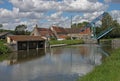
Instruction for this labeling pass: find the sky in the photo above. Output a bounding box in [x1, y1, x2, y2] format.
[0, 0, 120, 31]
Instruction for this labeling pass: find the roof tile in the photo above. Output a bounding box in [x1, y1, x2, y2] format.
[8, 35, 45, 41]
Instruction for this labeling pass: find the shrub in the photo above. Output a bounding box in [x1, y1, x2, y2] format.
[0, 40, 10, 54]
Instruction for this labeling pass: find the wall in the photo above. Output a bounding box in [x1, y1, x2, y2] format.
[112, 39, 120, 49]
[31, 28, 40, 36]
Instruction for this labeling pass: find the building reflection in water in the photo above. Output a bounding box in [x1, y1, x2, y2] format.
[0, 44, 104, 81]
[79, 46, 89, 57]
[7, 49, 45, 65]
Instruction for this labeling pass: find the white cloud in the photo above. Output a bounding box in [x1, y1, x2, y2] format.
[60, 0, 108, 12]
[0, 0, 118, 31]
[47, 11, 69, 27]
[83, 11, 104, 21]
[9, 0, 58, 12]
[0, 8, 44, 22]
[110, 10, 120, 23]
[3, 20, 39, 31]
[0, 8, 19, 19]
[0, 7, 45, 30]
[70, 11, 104, 24]
[9, 0, 108, 13]
[50, 11, 63, 19]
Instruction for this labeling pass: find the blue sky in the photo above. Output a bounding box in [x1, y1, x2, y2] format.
[0, 0, 120, 30]
[108, 3, 120, 11]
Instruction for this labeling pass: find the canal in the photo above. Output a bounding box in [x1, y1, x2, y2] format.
[0, 44, 114, 81]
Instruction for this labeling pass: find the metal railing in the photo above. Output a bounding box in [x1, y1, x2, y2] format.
[96, 27, 113, 39]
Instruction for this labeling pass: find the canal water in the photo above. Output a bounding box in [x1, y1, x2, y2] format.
[0, 44, 110, 81]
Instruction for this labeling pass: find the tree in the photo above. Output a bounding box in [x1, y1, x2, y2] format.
[0, 24, 3, 28]
[96, 12, 120, 38]
[71, 22, 89, 28]
[101, 12, 113, 28]
[0, 24, 3, 32]
[71, 23, 77, 28]
[14, 24, 27, 35]
[77, 22, 88, 27]
[108, 20, 120, 38]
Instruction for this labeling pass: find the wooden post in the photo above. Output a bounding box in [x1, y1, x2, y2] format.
[36, 41, 39, 50]
[44, 40, 46, 53]
[16, 41, 18, 51]
[27, 41, 29, 52]
[97, 39, 100, 44]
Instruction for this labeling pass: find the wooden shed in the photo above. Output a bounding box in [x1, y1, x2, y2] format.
[7, 35, 46, 51]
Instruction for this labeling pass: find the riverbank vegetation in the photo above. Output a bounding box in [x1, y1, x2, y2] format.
[0, 40, 10, 55]
[0, 40, 9, 54]
[50, 39, 84, 45]
[0, 53, 9, 61]
[0, 40, 10, 61]
[78, 48, 120, 81]
[96, 12, 120, 39]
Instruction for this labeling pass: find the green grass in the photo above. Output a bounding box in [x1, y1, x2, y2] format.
[77, 48, 120, 81]
[0, 54, 9, 61]
[50, 39, 84, 45]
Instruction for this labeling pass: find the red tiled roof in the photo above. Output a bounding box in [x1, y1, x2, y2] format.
[58, 35, 67, 39]
[36, 28, 53, 36]
[80, 28, 91, 34]
[65, 27, 91, 34]
[65, 28, 81, 34]
[37, 28, 48, 31]
[52, 26, 67, 34]
[8, 35, 45, 41]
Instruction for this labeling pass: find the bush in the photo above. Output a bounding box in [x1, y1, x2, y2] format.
[66, 36, 71, 40]
[0, 40, 10, 54]
[50, 37, 56, 40]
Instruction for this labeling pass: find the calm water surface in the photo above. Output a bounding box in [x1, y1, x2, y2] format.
[0, 44, 105, 81]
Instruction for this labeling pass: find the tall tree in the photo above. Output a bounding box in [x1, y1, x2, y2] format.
[14, 24, 27, 35]
[108, 20, 120, 38]
[96, 12, 120, 38]
[101, 12, 113, 28]
[71, 23, 77, 28]
[0, 24, 3, 28]
[0, 24, 3, 32]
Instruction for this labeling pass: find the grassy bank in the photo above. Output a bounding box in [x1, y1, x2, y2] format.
[0, 40, 9, 54]
[50, 39, 84, 45]
[0, 40, 10, 61]
[0, 54, 9, 61]
[78, 48, 120, 81]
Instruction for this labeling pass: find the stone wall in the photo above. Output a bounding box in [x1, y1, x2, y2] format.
[112, 39, 120, 49]
[68, 34, 91, 40]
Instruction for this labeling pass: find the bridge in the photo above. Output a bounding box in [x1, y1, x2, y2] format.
[80, 12, 114, 40]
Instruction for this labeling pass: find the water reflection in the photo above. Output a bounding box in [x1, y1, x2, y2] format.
[0, 44, 103, 81]
[7, 49, 45, 65]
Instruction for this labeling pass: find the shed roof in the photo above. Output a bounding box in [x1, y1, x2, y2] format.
[8, 35, 45, 41]
[0, 32, 9, 37]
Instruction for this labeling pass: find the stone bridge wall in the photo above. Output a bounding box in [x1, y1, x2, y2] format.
[112, 39, 120, 49]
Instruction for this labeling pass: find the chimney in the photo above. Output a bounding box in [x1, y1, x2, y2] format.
[35, 24, 38, 28]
